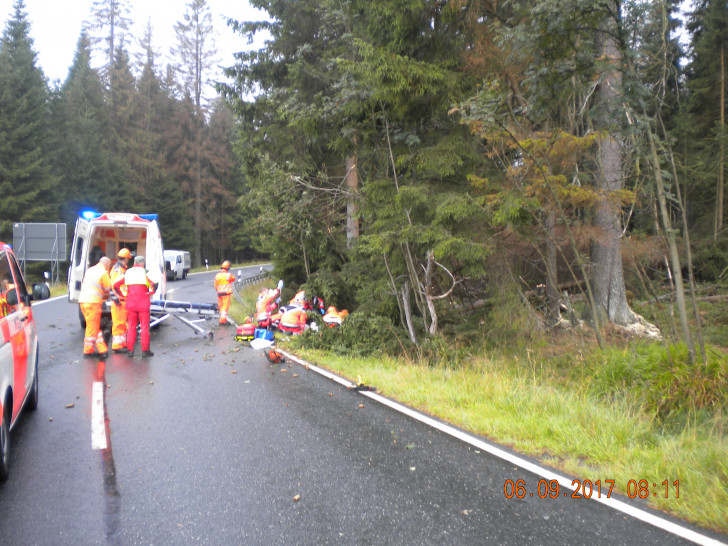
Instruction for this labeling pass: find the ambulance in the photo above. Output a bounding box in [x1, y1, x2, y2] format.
[1, 242, 50, 480]
[67, 212, 167, 327]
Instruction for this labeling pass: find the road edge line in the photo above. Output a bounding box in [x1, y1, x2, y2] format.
[276, 348, 726, 546]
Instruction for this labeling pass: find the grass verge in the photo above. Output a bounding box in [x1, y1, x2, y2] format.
[231, 284, 728, 533]
[49, 284, 67, 298]
[232, 281, 728, 534]
[289, 348, 727, 534]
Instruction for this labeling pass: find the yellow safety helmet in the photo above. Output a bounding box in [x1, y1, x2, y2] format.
[221, 260, 231, 270]
[118, 248, 132, 259]
[326, 306, 337, 315]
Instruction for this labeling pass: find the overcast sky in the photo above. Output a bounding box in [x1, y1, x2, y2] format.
[0, 0, 268, 85]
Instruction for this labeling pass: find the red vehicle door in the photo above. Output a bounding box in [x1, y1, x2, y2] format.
[0, 247, 34, 423]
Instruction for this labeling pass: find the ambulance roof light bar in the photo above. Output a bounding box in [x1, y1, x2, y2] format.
[80, 211, 157, 222]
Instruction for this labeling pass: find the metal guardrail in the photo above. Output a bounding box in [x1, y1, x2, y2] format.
[232, 270, 269, 304]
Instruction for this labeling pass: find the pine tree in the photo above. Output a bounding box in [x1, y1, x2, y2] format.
[87, 0, 132, 92]
[201, 99, 236, 263]
[223, 0, 489, 338]
[0, 0, 58, 240]
[159, 89, 198, 252]
[53, 30, 113, 225]
[135, 21, 193, 250]
[683, 0, 728, 239]
[173, 0, 218, 266]
[104, 43, 137, 211]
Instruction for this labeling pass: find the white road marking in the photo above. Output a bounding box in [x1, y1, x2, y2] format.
[278, 349, 726, 546]
[91, 381, 107, 450]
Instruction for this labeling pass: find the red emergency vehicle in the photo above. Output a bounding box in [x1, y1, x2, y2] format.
[0, 242, 50, 480]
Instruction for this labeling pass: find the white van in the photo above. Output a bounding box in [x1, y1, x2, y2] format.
[164, 250, 191, 281]
[68, 212, 167, 325]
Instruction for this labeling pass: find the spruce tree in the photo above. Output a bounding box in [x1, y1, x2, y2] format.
[0, 0, 58, 240]
[136, 24, 193, 250]
[173, 0, 218, 267]
[683, 0, 728, 239]
[53, 31, 112, 225]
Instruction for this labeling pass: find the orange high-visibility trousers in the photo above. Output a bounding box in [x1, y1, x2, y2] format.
[218, 294, 231, 324]
[81, 303, 108, 355]
[111, 302, 128, 350]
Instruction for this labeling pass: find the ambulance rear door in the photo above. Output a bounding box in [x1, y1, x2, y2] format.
[67, 216, 90, 303]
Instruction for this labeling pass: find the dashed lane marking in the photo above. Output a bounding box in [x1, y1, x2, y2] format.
[91, 381, 107, 450]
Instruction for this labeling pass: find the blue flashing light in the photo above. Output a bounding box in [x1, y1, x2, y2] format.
[139, 214, 158, 221]
[81, 210, 101, 220]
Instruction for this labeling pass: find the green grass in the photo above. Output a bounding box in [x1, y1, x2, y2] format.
[635, 293, 728, 349]
[291, 348, 727, 533]
[49, 284, 67, 298]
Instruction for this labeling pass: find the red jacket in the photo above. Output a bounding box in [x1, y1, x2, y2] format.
[124, 265, 155, 312]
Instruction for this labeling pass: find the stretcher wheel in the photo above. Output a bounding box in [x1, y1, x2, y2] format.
[207, 332, 214, 340]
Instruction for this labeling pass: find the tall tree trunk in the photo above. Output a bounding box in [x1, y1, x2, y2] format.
[194, 142, 202, 267]
[345, 140, 359, 248]
[590, 3, 635, 326]
[545, 211, 561, 323]
[401, 281, 417, 344]
[658, 114, 707, 364]
[424, 251, 438, 334]
[716, 41, 725, 240]
[646, 124, 695, 363]
[174, 0, 215, 267]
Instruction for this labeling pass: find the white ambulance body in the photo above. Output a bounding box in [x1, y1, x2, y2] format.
[68, 212, 167, 308]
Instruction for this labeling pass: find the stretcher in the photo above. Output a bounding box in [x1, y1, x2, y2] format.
[149, 299, 220, 339]
[144, 270, 267, 339]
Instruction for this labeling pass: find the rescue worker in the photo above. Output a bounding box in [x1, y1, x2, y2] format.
[79, 256, 112, 358]
[310, 295, 325, 315]
[214, 260, 235, 325]
[125, 256, 156, 357]
[289, 290, 308, 308]
[255, 280, 283, 327]
[110, 248, 132, 353]
[278, 307, 307, 335]
[0, 277, 14, 317]
[323, 306, 342, 328]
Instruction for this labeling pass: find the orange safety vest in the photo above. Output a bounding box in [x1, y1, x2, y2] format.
[323, 308, 342, 327]
[280, 308, 307, 329]
[79, 263, 111, 304]
[110, 261, 128, 302]
[255, 288, 279, 314]
[290, 290, 307, 306]
[214, 271, 235, 295]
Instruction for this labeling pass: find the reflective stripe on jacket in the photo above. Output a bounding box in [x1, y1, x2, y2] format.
[79, 263, 111, 304]
[214, 271, 235, 295]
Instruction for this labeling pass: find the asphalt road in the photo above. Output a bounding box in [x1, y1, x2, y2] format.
[0, 267, 725, 545]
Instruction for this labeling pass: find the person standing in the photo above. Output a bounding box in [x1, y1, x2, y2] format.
[79, 256, 112, 358]
[110, 248, 131, 353]
[214, 260, 235, 325]
[125, 255, 156, 357]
